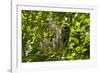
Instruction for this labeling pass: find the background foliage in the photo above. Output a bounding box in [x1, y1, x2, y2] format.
[22, 10, 90, 62]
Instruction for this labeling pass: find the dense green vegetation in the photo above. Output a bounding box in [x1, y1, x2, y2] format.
[22, 10, 90, 62]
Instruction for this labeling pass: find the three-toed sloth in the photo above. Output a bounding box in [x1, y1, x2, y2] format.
[53, 24, 70, 53]
[42, 23, 70, 56]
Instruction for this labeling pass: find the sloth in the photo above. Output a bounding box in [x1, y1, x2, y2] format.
[42, 23, 70, 58]
[54, 24, 70, 55]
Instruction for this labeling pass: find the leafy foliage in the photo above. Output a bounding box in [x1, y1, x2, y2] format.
[22, 10, 90, 62]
